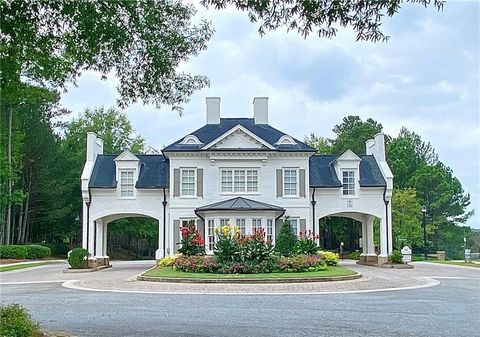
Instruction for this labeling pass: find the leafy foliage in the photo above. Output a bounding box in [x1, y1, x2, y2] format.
[201, 0, 444, 42]
[294, 230, 319, 255]
[318, 251, 339, 266]
[158, 254, 181, 267]
[277, 254, 326, 273]
[1, 0, 213, 111]
[388, 250, 403, 264]
[274, 217, 298, 257]
[68, 248, 89, 269]
[0, 245, 28, 259]
[24, 245, 51, 259]
[392, 188, 423, 248]
[0, 304, 39, 337]
[177, 224, 205, 256]
[330, 116, 383, 155]
[39, 243, 69, 257]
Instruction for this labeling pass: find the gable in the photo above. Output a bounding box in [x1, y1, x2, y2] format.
[114, 150, 140, 162]
[335, 149, 361, 162]
[203, 125, 274, 150]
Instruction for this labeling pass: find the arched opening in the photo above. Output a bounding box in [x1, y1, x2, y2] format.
[107, 217, 158, 260]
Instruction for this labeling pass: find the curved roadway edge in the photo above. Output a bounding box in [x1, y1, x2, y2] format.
[136, 272, 363, 284]
[60, 276, 440, 295]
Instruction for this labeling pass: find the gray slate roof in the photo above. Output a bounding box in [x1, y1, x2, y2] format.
[89, 153, 385, 190]
[89, 154, 169, 189]
[195, 197, 285, 212]
[163, 118, 315, 152]
[309, 155, 386, 188]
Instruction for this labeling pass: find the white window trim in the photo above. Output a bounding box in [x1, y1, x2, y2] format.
[219, 168, 260, 195]
[289, 217, 300, 236]
[282, 168, 299, 197]
[180, 168, 197, 198]
[341, 169, 358, 199]
[118, 169, 136, 199]
[206, 219, 215, 252]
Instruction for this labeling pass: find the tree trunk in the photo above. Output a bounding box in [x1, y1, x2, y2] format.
[5, 104, 12, 245]
[17, 201, 24, 244]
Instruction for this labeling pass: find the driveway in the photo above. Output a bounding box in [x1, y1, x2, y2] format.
[0, 261, 479, 337]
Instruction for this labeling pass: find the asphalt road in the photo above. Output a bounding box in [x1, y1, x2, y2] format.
[1, 275, 479, 337]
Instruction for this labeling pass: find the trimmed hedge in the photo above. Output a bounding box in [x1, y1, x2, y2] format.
[0, 304, 39, 337]
[39, 243, 69, 256]
[25, 245, 51, 259]
[68, 248, 89, 269]
[0, 246, 28, 259]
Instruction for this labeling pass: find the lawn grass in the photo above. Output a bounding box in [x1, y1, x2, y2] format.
[424, 260, 480, 268]
[0, 261, 56, 272]
[143, 266, 357, 279]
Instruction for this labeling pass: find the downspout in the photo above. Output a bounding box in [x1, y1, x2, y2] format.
[85, 188, 91, 254]
[162, 188, 167, 258]
[383, 186, 390, 256]
[311, 187, 316, 237]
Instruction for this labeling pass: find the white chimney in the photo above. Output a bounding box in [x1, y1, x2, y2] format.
[86, 132, 103, 162]
[206, 97, 220, 124]
[366, 133, 386, 162]
[253, 97, 268, 124]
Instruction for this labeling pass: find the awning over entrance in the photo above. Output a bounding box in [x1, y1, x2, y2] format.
[195, 197, 285, 219]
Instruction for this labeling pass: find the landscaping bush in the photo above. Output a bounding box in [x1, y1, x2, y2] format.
[274, 217, 298, 257]
[177, 224, 205, 256]
[157, 254, 181, 267]
[236, 228, 273, 264]
[68, 248, 89, 269]
[0, 245, 28, 259]
[174, 255, 219, 273]
[318, 250, 339, 266]
[24, 245, 51, 259]
[294, 231, 319, 255]
[213, 224, 239, 264]
[349, 251, 361, 260]
[389, 250, 403, 264]
[277, 254, 326, 272]
[0, 304, 39, 337]
[40, 243, 69, 256]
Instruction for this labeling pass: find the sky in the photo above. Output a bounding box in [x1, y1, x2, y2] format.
[60, 1, 479, 228]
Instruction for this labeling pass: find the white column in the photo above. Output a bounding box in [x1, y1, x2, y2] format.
[88, 219, 95, 256]
[360, 219, 367, 256]
[387, 202, 393, 254]
[155, 217, 164, 259]
[103, 222, 108, 256]
[366, 216, 375, 255]
[82, 203, 88, 249]
[95, 219, 103, 258]
[379, 216, 388, 258]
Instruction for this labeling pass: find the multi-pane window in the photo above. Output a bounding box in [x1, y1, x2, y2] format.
[236, 218, 246, 235]
[120, 171, 134, 197]
[246, 170, 258, 192]
[290, 219, 298, 235]
[181, 169, 196, 196]
[342, 170, 355, 195]
[220, 218, 230, 227]
[252, 218, 262, 234]
[283, 169, 298, 196]
[221, 169, 258, 193]
[266, 219, 273, 242]
[207, 219, 215, 251]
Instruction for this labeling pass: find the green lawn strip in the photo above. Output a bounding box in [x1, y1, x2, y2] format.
[424, 260, 480, 268]
[143, 266, 356, 279]
[0, 261, 57, 272]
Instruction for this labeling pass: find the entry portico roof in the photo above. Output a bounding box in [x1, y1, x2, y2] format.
[195, 197, 285, 214]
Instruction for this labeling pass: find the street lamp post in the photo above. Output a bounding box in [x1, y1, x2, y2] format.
[421, 205, 427, 260]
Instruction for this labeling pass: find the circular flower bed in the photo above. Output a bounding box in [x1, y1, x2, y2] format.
[160, 219, 340, 275]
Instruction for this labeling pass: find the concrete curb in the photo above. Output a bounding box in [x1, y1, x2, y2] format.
[63, 265, 111, 273]
[137, 272, 362, 284]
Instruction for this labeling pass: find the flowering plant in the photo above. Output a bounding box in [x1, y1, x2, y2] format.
[294, 230, 319, 255]
[157, 254, 181, 267]
[318, 250, 339, 266]
[177, 224, 205, 256]
[213, 224, 240, 264]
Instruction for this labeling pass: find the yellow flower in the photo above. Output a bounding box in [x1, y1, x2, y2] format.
[234, 225, 240, 233]
[214, 227, 220, 234]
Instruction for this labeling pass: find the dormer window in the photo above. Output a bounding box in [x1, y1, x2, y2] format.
[342, 170, 355, 195]
[180, 135, 202, 145]
[275, 135, 297, 145]
[120, 170, 134, 197]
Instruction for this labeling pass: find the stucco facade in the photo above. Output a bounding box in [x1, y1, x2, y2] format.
[81, 97, 393, 265]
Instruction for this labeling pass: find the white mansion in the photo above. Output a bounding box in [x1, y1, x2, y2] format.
[81, 97, 393, 265]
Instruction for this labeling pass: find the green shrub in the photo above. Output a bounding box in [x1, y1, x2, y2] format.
[40, 243, 69, 256]
[157, 254, 181, 267]
[274, 217, 298, 257]
[68, 248, 89, 269]
[24, 245, 51, 259]
[349, 251, 361, 260]
[174, 255, 219, 273]
[389, 250, 403, 264]
[276, 254, 326, 272]
[236, 228, 273, 265]
[318, 250, 339, 266]
[0, 304, 39, 337]
[0, 245, 28, 259]
[294, 231, 319, 255]
[177, 224, 205, 256]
